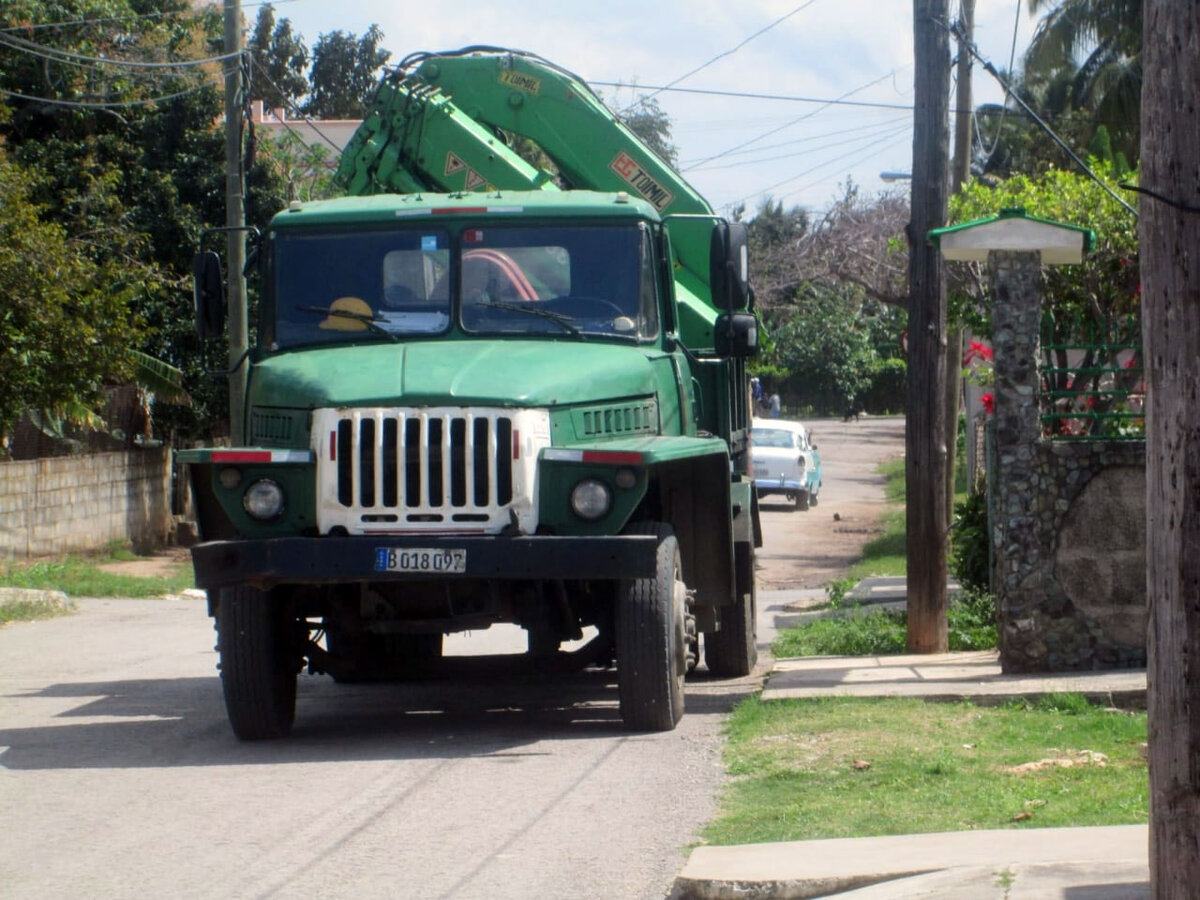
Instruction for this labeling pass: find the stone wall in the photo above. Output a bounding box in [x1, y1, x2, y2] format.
[988, 250, 1146, 672]
[0, 448, 173, 558]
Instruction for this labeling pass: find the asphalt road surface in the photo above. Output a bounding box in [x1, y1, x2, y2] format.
[0, 416, 904, 899]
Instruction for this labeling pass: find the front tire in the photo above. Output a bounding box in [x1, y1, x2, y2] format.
[216, 585, 297, 740]
[617, 523, 687, 731]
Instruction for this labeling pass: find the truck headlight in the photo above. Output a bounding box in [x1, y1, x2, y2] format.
[570, 479, 611, 521]
[243, 478, 285, 520]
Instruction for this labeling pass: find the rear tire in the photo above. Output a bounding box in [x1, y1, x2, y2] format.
[795, 488, 810, 511]
[217, 585, 297, 740]
[617, 523, 687, 731]
[704, 541, 758, 677]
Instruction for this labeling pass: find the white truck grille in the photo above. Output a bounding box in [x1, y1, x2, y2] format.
[313, 407, 549, 535]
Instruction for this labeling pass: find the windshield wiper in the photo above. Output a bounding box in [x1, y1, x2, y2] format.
[297, 305, 398, 342]
[475, 300, 584, 339]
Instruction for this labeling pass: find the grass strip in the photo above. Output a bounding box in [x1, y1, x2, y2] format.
[703, 694, 1148, 846]
[0, 549, 193, 600]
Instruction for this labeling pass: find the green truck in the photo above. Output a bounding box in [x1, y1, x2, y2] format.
[184, 49, 760, 739]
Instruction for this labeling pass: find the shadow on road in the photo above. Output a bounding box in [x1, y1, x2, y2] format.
[1, 657, 758, 771]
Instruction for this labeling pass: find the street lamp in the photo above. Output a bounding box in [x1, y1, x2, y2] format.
[879, 170, 913, 182]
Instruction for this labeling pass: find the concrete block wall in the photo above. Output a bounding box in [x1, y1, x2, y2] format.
[0, 448, 173, 558]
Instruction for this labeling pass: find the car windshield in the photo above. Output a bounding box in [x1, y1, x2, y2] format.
[268, 222, 660, 348]
[458, 223, 658, 340]
[754, 428, 798, 449]
[272, 228, 452, 347]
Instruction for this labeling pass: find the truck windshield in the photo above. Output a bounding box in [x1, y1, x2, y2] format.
[458, 223, 659, 341]
[272, 228, 452, 347]
[268, 222, 659, 348]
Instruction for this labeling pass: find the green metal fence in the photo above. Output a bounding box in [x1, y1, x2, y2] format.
[1038, 312, 1144, 441]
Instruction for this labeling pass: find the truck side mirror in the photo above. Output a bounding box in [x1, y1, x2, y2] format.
[714, 311, 758, 358]
[709, 220, 750, 311]
[192, 250, 226, 340]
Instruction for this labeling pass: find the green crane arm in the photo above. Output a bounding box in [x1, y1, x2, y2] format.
[335, 68, 558, 197]
[410, 49, 716, 283]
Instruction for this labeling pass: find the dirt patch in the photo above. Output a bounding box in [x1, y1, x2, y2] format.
[96, 547, 192, 579]
[754, 416, 905, 591]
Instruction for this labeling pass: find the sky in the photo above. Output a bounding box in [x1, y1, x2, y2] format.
[263, 0, 1038, 217]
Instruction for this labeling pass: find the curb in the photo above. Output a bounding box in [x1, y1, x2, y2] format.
[0, 587, 72, 616]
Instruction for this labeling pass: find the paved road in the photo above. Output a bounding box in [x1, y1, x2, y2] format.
[0, 595, 762, 900]
[0, 417, 904, 899]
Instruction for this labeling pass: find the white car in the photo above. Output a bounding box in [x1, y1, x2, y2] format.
[751, 418, 822, 511]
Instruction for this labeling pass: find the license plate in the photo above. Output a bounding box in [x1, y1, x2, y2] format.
[374, 548, 467, 573]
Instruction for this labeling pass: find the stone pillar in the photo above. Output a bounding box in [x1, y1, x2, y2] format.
[988, 250, 1044, 668]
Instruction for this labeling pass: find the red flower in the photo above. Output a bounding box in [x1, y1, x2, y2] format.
[964, 340, 994, 365]
[980, 393, 995, 415]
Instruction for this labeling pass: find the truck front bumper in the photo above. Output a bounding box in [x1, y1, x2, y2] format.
[190, 534, 659, 591]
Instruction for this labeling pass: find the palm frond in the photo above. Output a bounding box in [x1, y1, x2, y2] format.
[129, 350, 192, 406]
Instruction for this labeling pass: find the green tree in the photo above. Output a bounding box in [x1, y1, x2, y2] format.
[304, 26, 390, 119]
[618, 95, 678, 168]
[975, 0, 1141, 176]
[0, 150, 140, 449]
[248, 3, 309, 113]
[0, 1, 290, 441]
[950, 164, 1141, 436]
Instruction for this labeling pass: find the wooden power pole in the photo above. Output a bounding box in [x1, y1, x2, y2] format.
[1142, 2, 1200, 893]
[905, 0, 952, 652]
[944, 0, 973, 526]
[223, 0, 247, 444]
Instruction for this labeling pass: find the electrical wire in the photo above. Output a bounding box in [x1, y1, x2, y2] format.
[618, 0, 822, 116]
[682, 71, 897, 172]
[0, 81, 221, 109]
[957, 25, 1138, 218]
[0, 30, 240, 69]
[719, 122, 912, 210]
[248, 56, 344, 156]
[680, 113, 911, 165]
[773, 130, 913, 207]
[975, 0, 1022, 164]
[690, 116, 913, 171]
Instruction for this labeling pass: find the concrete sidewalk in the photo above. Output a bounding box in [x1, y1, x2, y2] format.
[671, 588, 1150, 899]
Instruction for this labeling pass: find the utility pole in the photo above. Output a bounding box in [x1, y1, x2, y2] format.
[905, 0, 951, 652]
[1142, 2, 1200, 893]
[223, 0, 247, 444]
[944, 0, 973, 523]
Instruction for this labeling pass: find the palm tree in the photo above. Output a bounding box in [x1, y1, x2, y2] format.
[1023, 0, 1142, 164]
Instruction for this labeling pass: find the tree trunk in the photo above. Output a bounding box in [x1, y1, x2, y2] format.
[1141, 2, 1200, 895]
[905, 0, 951, 652]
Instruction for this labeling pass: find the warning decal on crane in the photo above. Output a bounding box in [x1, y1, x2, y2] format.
[609, 151, 675, 212]
[445, 152, 487, 191]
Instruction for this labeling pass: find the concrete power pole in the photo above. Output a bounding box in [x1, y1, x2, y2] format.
[223, 0, 247, 444]
[1142, 2, 1200, 893]
[905, 0, 952, 652]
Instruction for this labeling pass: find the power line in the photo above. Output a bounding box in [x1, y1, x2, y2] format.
[690, 116, 912, 171]
[619, 0, 821, 115]
[957, 23, 1138, 218]
[720, 122, 912, 210]
[595, 80, 916, 113]
[0, 81, 221, 110]
[248, 56, 344, 156]
[682, 71, 897, 171]
[0, 30, 240, 69]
